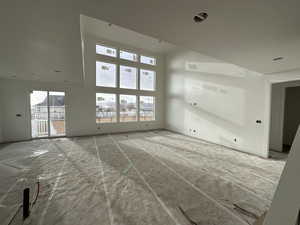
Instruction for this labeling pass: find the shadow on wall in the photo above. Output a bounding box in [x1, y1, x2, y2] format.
[166, 51, 267, 156]
[167, 91, 245, 148]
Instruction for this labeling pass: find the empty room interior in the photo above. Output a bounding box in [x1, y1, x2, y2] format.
[1, 1, 300, 225]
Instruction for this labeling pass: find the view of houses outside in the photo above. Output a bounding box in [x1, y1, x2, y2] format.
[140, 96, 155, 121]
[96, 93, 155, 123]
[96, 93, 117, 123]
[120, 95, 137, 122]
[30, 91, 65, 138]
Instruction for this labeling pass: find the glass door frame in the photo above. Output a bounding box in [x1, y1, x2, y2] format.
[29, 90, 66, 139]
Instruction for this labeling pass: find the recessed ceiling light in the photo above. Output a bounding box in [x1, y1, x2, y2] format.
[194, 12, 208, 23]
[273, 57, 284, 61]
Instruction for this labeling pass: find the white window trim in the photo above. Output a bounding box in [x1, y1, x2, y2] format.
[95, 43, 158, 124]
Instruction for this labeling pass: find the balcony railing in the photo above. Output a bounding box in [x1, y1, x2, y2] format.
[31, 106, 65, 120]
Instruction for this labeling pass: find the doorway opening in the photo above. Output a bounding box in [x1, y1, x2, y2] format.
[30, 90, 66, 138]
[269, 82, 300, 158]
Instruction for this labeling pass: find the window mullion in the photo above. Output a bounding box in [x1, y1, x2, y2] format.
[116, 94, 120, 123]
[137, 95, 140, 122]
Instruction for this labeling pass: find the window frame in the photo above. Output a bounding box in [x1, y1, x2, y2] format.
[139, 69, 156, 91]
[140, 55, 157, 66]
[95, 42, 158, 124]
[96, 61, 118, 88]
[119, 94, 138, 123]
[139, 95, 155, 121]
[119, 65, 138, 90]
[96, 93, 117, 124]
[96, 44, 117, 58]
[119, 49, 138, 62]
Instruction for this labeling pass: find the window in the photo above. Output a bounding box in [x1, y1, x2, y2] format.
[140, 69, 156, 91]
[96, 93, 117, 123]
[30, 91, 66, 138]
[95, 44, 157, 123]
[140, 55, 156, 66]
[120, 50, 138, 62]
[96, 44, 117, 57]
[96, 61, 117, 87]
[120, 65, 137, 89]
[120, 95, 137, 122]
[140, 96, 155, 121]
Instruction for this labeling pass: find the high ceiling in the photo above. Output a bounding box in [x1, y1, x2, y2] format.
[1, 0, 300, 83]
[81, 15, 176, 54]
[0, 1, 84, 83]
[82, 0, 300, 75]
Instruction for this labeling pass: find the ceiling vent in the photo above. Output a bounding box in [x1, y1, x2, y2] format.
[194, 12, 208, 23]
[273, 57, 284, 61]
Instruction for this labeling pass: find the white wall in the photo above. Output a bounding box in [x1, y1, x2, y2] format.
[269, 84, 286, 151]
[0, 36, 165, 142]
[269, 81, 300, 151]
[165, 49, 271, 157]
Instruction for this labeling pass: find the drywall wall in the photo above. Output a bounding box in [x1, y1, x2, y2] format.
[269, 81, 300, 152]
[165, 49, 271, 157]
[264, 125, 300, 225]
[283, 86, 300, 146]
[269, 85, 286, 151]
[0, 36, 165, 142]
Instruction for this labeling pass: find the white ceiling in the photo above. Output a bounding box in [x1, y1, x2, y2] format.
[1, 0, 300, 83]
[0, 1, 83, 83]
[81, 15, 176, 54]
[81, 0, 300, 75]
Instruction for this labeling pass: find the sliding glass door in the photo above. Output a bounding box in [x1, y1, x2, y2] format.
[30, 91, 65, 138]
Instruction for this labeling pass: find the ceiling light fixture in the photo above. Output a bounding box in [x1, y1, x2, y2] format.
[194, 12, 208, 23]
[273, 57, 284, 61]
